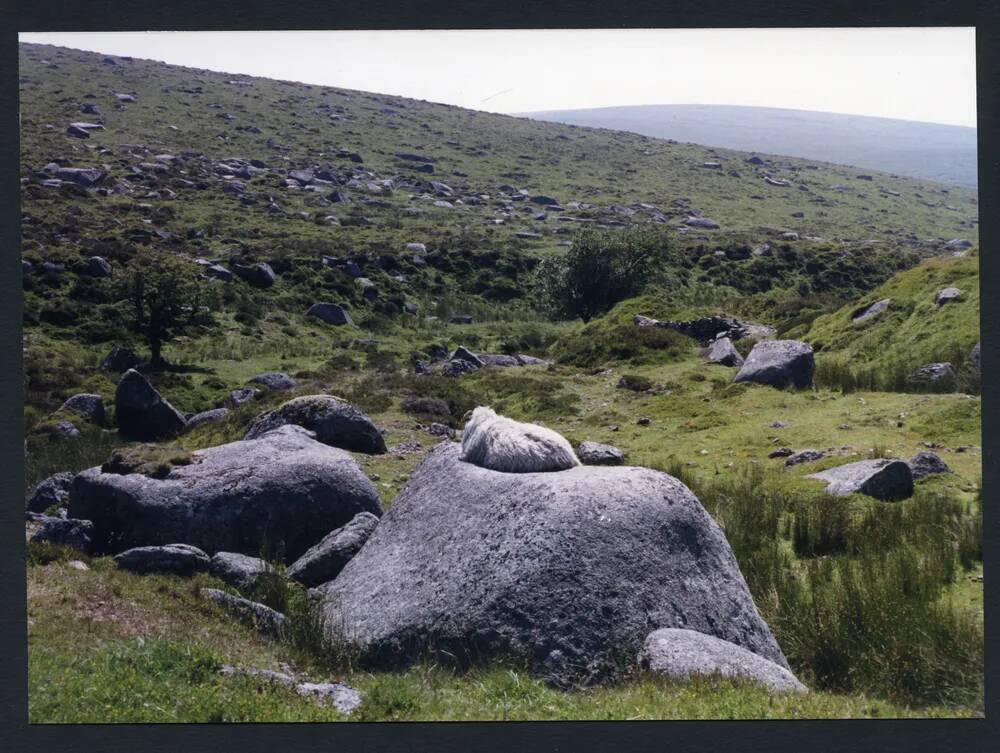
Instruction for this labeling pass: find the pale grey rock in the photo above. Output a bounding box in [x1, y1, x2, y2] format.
[807, 458, 914, 501]
[287, 511, 380, 587]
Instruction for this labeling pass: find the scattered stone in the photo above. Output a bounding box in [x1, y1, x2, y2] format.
[233, 262, 276, 288]
[229, 388, 260, 407]
[185, 407, 230, 430]
[807, 459, 914, 501]
[67, 560, 90, 571]
[81, 256, 112, 277]
[640, 628, 807, 694]
[935, 287, 962, 305]
[30, 517, 93, 553]
[249, 372, 297, 391]
[852, 298, 891, 324]
[450, 315, 474, 325]
[768, 447, 794, 458]
[705, 337, 744, 367]
[26, 471, 75, 512]
[785, 449, 825, 467]
[287, 511, 380, 587]
[295, 682, 363, 715]
[733, 340, 814, 389]
[684, 217, 720, 229]
[577, 441, 625, 466]
[200, 588, 286, 637]
[60, 393, 105, 425]
[319, 442, 790, 686]
[908, 362, 955, 387]
[908, 451, 952, 480]
[114, 543, 211, 575]
[115, 369, 187, 440]
[637, 416, 652, 426]
[69, 425, 382, 560]
[100, 346, 143, 372]
[307, 303, 354, 326]
[210, 552, 269, 590]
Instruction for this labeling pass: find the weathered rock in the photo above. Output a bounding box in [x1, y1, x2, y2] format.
[69, 425, 382, 560]
[705, 337, 744, 367]
[852, 298, 891, 324]
[908, 451, 952, 480]
[185, 407, 230, 430]
[639, 628, 807, 694]
[100, 346, 143, 372]
[441, 358, 481, 377]
[576, 441, 624, 466]
[114, 543, 211, 575]
[307, 303, 354, 326]
[60, 393, 105, 426]
[115, 369, 187, 440]
[30, 517, 93, 553]
[908, 362, 955, 387]
[81, 256, 112, 277]
[244, 395, 387, 454]
[734, 340, 814, 389]
[53, 167, 104, 186]
[26, 471, 75, 513]
[210, 551, 268, 589]
[200, 588, 286, 637]
[319, 442, 789, 685]
[768, 447, 794, 459]
[945, 239, 973, 249]
[295, 682, 363, 715]
[807, 459, 914, 501]
[450, 315, 474, 325]
[970, 342, 981, 370]
[233, 262, 276, 288]
[287, 511, 380, 587]
[785, 449, 824, 467]
[684, 217, 720, 229]
[935, 287, 962, 305]
[249, 372, 297, 391]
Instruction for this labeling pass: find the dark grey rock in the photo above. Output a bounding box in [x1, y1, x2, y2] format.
[734, 340, 814, 389]
[807, 458, 914, 501]
[639, 628, 807, 694]
[970, 342, 981, 370]
[908, 451, 952, 480]
[706, 337, 744, 367]
[935, 287, 962, 305]
[186, 407, 230, 430]
[114, 543, 210, 575]
[30, 517, 93, 553]
[200, 588, 286, 637]
[577, 441, 624, 466]
[26, 471, 75, 513]
[54, 167, 104, 187]
[909, 362, 956, 386]
[244, 395, 387, 454]
[852, 298, 891, 324]
[249, 372, 297, 391]
[451, 346, 485, 367]
[115, 369, 187, 440]
[767, 447, 794, 459]
[229, 388, 260, 407]
[81, 256, 112, 277]
[210, 551, 268, 589]
[450, 315, 474, 325]
[233, 263, 276, 288]
[307, 303, 354, 326]
[287, 511, 380, 587]
[684, 217, 720, 229]
[60, 393, 105, 425]
[442, 358, 481, 377]
[100, 346, 143, 372]
[69, 425, 382, 560]
[785, 449, 825, 467]
[318, 442, 788, 686]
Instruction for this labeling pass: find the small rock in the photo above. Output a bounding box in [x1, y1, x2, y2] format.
[577, 441, 625, 466]
[200, 588, 286, 637]
[785, 449, 824, 467]
[114, 544, 210, 575]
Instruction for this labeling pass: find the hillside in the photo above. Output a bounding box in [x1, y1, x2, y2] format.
[20, 42, 983, 722]
[520, 104, 979, 188]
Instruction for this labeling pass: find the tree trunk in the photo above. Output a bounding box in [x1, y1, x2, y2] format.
[149, 338, 164, 370]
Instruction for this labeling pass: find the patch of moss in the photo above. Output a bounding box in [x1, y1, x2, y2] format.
[102, 444, 197, 479]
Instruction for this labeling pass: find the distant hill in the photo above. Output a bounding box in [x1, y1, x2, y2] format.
[519, 105, 978, 188]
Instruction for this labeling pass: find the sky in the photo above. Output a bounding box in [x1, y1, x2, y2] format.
[20, 29, 977, 128]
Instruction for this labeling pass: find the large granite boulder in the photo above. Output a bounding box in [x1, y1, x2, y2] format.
[286, 511, 380, 587]
[639, 628, 807, 694]
[318, 442, 788, 686]
[243, 395, 387, 454]
[807, 458, 914, 501]
[68, 425, 382, 560]
[115, 369, 187, 440]
[733, 340, 814, 389]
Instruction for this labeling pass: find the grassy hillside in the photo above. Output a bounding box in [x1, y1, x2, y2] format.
[19, 41, 983, 721]
[521, 104, 979, 188]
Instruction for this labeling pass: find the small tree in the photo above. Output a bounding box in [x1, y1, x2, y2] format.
[532, 227, 673, 322]
[123, 248, 203, 367]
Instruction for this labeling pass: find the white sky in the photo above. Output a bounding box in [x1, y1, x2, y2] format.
[20, 29, 977, 127]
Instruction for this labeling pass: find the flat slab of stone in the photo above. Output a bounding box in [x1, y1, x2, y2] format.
[639, 628, 807, 694]
[114, 544, 210, 575]
[852, 298, 891, 324]
[287, 511, 380, 587]
[319, 442, 788, 686]
[807, 458, 914, 501]
[69, 425, 382, 561]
